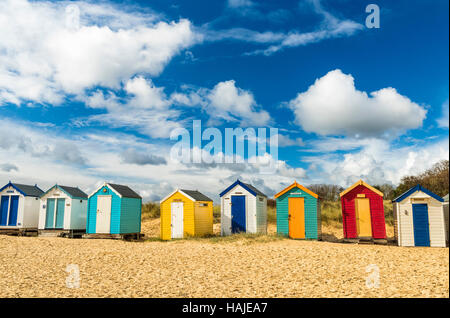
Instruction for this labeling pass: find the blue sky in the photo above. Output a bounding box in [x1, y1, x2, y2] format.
[0, 0, 448, 202]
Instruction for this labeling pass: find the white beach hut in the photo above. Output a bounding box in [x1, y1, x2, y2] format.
[0, 182, 43, 234]
[393, 185, 446, 247]
[219, 179, 267, 236]
[443, 194, 449, 246]
[38, 185, 88, 237]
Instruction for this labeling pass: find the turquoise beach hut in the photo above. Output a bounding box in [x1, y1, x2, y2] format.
[274, 181, 321, 240]
[86, 183, 142, 236]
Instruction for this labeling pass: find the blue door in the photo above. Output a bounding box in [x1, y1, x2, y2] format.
[413, 204, 430, 247]
[45, 199, 56, 229]
[0, 196, 10, 226]
[7, 196, 19, 226]
[231, 195, 246, 233]
[55, 199, 65, 229]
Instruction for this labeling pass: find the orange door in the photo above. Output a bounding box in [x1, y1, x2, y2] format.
[355, 198, 372, 238]
[288, 197, 305, 239]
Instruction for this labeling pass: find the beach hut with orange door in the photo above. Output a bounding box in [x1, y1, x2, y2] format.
[340, 180, 386, 242]
[275, 182, 321, 240]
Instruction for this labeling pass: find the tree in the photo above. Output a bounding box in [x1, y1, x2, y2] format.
[394, 160, 449, 198]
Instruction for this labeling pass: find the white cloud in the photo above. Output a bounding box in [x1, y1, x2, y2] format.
[303, 137, 449, 186]
[0, 0, 197, 106]
[288, 69, 427, 137]
[277, 134, 305, 147]
[243, 0, 363, 55]
[206, 80, 270, 126]
[227, 0, 254, 8]
[437, 100, 449, 129]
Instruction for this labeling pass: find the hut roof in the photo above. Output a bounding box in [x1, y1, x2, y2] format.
[219, 179, 267, 198]
[339, 180, 383, 198]
[392, 185, 444, 203]
[0, 182, 44, 197]
[274, 181, 318, 199]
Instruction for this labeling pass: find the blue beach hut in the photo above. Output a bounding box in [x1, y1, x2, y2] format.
[86, 183, 142, 236]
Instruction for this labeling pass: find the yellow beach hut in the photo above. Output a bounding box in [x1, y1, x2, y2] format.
[160, 189, 213, 240]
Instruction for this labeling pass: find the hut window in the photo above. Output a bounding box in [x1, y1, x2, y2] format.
[80, 200, 83, 203]
[234, 192, 243, 194]
[259, 197, 264, 202]
[199, 203, 208, 207]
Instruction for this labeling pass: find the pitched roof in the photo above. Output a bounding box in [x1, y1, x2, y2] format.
[180, 189, 213, 202]
[219, 179, 267, 197]
[107, 183, 142, 199]
[58, 186, 88, 199]
[0, 182, 44, 197]
[339, 180, 383, 197]
[160, 189, 213, 203]
[274, 182, 318, 199]
[41, 185, 88, 199]
[392, 185, 444, 203]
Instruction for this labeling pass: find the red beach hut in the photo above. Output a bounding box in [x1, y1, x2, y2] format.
[340, 180, 386, 241]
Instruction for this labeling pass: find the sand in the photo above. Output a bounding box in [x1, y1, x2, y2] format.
[0, 219, 448, 298]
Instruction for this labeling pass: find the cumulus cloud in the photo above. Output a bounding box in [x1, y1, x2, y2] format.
[120, 149, 167, 166]
[288, 69, 427, 137]
[437, 100, 449, 129]
[277, 134, 305, 147]
[0, 163, 19, 172]
[206, 80, 270, 126]
[0, 121, 87, 165]
[0, 0, 197, 106]
[302, 137, 449, 186]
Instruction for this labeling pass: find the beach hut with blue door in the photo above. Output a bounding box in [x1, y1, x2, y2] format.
[86, 183, 142, 236]
[393, 185, 446, 247]
[274, 181, 321, 240]
[38, 185, 88, 236]
[220, 179, 267, 235]
[0, 182, 43, 233]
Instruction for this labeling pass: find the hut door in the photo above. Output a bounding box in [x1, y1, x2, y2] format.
[96, 195, 112, 234]
[231, 196, 246, 233]
[0, 196, 10, 226]
[171, 202, 183, 238]
[55, 199, 65, 229]
[355, 198, 372, 238]
[288, 197, 305, 239]
[412, 204, 430, 246]
[7, 196, 19, 226]
[45, 198, 56, 229]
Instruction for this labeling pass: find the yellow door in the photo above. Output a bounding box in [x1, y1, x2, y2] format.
[288, 197, 305, 239]
[355, 198, 372, 237]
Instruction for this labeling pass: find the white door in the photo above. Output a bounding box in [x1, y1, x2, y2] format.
[96, 195, 112, 234]
[171, 202, 183, 239]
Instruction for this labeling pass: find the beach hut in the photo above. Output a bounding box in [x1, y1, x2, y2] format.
[86, 183, 142, 238]
[392, 185, 446, 247]
[0, 182, 43, 234]
[220, 179, 267, 235]
[340, 180, 386, 241]
[274, 182, 321, 240]
[444, 194, 449, 246]
[160, 189, 213, 240]
[38, 185, 88, 237]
